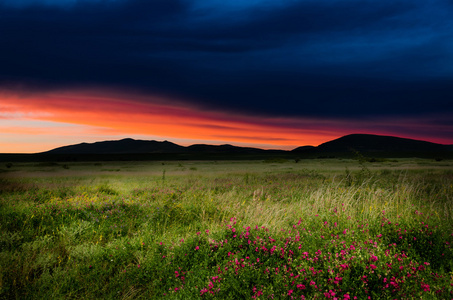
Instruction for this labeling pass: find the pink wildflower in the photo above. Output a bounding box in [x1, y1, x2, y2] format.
[421, 283, 430, 291]
[296, 284, 306, 290]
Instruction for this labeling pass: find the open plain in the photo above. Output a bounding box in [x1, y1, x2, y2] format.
[1, 158, 452, 299]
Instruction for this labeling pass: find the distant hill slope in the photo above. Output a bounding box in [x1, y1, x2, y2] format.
[43, 138, 277, 155]
[314, 134, 451, 153]
[41, 134, 452, 157]
[187, 144, 268, 154]
[44, 138, 185, 154]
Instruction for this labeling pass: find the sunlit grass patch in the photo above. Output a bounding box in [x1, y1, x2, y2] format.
[1, 159, 452, 298]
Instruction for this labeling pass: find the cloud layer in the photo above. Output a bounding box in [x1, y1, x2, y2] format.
[1, 0, 452, 151]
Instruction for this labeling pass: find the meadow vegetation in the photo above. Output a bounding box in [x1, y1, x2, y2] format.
[1, 159, 452, 299]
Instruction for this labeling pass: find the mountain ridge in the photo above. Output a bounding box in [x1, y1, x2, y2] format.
[292, 134, 452, 153]
[42, 134, 452, 155]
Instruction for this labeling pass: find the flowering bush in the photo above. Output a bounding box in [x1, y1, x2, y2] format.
[143, 215, 452, 298]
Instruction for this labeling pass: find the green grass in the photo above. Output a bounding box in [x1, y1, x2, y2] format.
[1, 159, 452, 299]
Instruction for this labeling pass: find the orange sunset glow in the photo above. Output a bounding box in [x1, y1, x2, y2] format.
[0, 89, 333, 153]
[1, 88, 450, 154]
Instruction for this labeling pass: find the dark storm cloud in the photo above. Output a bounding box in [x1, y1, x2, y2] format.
[1, 0, 452, 118]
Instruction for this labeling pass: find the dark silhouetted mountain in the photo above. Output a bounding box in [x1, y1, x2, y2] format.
[45, 138, 185, 154]
[39, 134, 452, 158]
[42, 139, 276, 155]
[314, 134, 450, 153]
[186, 144, 281, 154]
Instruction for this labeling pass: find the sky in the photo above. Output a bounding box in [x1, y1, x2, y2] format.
[1, 0, 452, 153]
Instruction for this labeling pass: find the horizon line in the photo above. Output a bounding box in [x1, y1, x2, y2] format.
[2, 133, 452, 155]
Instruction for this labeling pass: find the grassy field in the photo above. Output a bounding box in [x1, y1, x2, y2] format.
[1, 158, 452, 299]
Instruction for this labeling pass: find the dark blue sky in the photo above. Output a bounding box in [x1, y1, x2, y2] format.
[1, 0, 453, 149]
